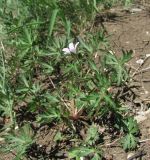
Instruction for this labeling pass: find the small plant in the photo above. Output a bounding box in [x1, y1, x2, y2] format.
[121, 117, 139, 151]
[104, 50, 132, 85]
[1, 124, 34, 160]
[85, 123, 100, 146]
[68, 146, 102, 160]
[0, 49, 14, 126]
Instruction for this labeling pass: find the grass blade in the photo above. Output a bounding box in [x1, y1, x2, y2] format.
[47, 9, 59, 45]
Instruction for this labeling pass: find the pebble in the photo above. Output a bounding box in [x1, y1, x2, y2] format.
[136, 59, 144, 65]
[131, 8, 142, 13]
[127, 152, 135, 159]
[146, 54, 150, 58]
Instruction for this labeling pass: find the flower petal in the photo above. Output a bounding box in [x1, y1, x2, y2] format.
[69, 42, 74, 49]
[69, 42, 76, 53]
[62, 48, 71, 54]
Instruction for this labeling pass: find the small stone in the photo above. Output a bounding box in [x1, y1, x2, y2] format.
[145, 90, 149, 94]
[131, 8, 142, 13]
[39, 144, 42, 147]
[136, 59, 144, 65]
[127, 152, 135, 159]
[146, 54, 150, 58]
[0, 137, 5, 142]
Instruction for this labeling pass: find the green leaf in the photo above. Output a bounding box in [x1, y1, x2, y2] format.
[47, 9, 59, 44]
[68, 147, 94, 159]
[64, 19, 71, 39]
[121, 50, 133, 64]
[92, 153, 102, 160]
[105, 51, 131, 85]
[121, 133, 138, 150]
[124, 117, 139, 134]
[77, 37, 92, 53]
[88, 60, 99, 72]
[45, 93, 59, 103]
[21, 75, 29, 88]
[24, 28, 32, 45]
[41, 62, 53, 74]
[93, 0, 98, 12]
[37, 107, 61, 124]
[54, 131, 63, 142]
[85, 124, 99, 145]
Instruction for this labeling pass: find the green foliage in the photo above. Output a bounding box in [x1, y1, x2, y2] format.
[37, 106, 61, 124]
[121, 133, 138, 151]
[104, 50, 132, 85]
[0, 50, 14, 125]
[2, 124, 34, 160]
[123, 0, 133, 7]
[47, 8, 59, 44]
[54, 131, 63, 142]
[68, 147, 102, 160]
[121, 117, 139, 150]
[85, 124, 99, 145]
